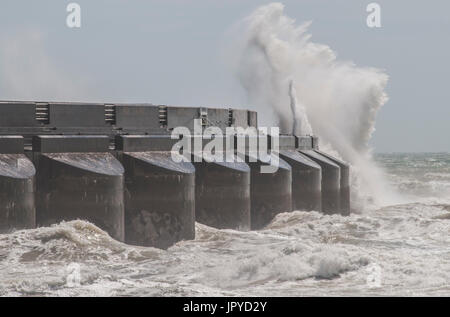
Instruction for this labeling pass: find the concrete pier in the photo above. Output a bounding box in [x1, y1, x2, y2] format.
[34, 136, 125, 241]
[117, 135, 195, 249]
[0, 100, 351, 240]
[0, 136, 35, 232]
[300, 150, 340, 214]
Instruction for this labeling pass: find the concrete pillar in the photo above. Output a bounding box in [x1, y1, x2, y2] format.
[116, 135, 195, 249]
[279, 150, 322, 212]
[34, 136, 125, 241]
[247, 152, 292, 230]
[0, 136, 35, 232]
[315, 151, 350, 215]
[188, 134, 249, 230]
[234, 134, 292, 230]
[276, 136, 322, 212]
[194, 159, 251, 230]
[300, 150, 340, 214]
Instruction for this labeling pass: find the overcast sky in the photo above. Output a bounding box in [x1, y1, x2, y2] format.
[0, 0, 448, 152]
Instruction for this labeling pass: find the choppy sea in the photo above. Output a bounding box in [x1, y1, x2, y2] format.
[1, 153, 449, 296]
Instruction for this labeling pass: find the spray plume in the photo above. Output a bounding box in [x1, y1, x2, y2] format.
[228, 3, 399, 208]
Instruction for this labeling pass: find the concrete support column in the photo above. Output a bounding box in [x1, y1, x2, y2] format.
[0, 136, 35, 232]
[34, 136, 125, 241]
[116, 135, 195, 249]
[315, 151, 350, 215]
[300, 150, 340, 214]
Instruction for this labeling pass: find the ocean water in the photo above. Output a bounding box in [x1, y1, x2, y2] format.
[0, 152, 449, 297]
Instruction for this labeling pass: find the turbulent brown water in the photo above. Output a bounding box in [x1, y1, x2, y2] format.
[0, 153, 449, 296]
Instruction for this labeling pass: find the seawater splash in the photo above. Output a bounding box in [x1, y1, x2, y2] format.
[228, 2, 398, 207]
[289, 79, 312, 136]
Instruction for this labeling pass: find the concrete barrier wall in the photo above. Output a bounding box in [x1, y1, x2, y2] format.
[0, 102, 259, 138]
[0, 102, 351, 247]
[0, 133, 350, 247]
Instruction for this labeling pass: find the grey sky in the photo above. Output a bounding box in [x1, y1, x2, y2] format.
[0, 0, 448, 152]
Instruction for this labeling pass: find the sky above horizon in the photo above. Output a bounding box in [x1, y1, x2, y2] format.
[0, 0, 448, 152]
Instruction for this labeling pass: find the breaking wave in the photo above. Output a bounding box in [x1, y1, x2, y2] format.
[227, 3, 397, 208]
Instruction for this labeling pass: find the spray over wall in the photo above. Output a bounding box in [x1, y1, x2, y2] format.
[229, 3, 397, 208]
